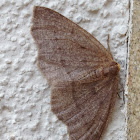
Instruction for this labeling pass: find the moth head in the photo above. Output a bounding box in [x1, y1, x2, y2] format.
[117, 63, 120, 71]
[111, 61, 120, 70]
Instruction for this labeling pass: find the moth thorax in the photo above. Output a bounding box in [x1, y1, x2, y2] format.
[103, 62, 120, 76]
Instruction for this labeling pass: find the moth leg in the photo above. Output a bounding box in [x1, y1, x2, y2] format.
[117, 74, 125, 104]
[117, 91, 121, 99]
[107, 34, 113, 59]
[118, 82, 125, 104]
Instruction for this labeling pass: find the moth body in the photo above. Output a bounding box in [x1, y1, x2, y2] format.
[103, 61, 120, 77]
[89, 61, 120, 80]
[31, 6, 120, 140]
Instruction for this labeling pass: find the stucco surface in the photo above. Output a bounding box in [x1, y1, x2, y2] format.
[0, 0, 129, 140]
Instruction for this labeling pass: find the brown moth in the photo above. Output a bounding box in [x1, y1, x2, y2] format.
[31, 6, 120, 140]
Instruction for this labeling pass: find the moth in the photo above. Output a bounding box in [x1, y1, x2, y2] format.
[31, 6, 120, 140]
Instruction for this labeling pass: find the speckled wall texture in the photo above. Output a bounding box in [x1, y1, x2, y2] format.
[0, 0, 129, 140]
[127, 0, 140, 140]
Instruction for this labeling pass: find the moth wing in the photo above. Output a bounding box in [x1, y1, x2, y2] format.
[31, 6, 113, 85]
[51, 76, 118, 140]
[31, 6, 118, 140]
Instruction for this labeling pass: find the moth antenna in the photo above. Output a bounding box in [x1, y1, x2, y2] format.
[107, 34, 113, 59]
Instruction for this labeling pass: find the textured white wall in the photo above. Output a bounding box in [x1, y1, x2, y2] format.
[0, 0, 129, 140]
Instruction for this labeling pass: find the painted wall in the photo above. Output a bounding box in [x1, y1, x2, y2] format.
[0, 0, 129, 140]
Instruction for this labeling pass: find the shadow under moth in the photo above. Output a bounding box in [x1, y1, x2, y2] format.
[31, 6, 120, 140]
